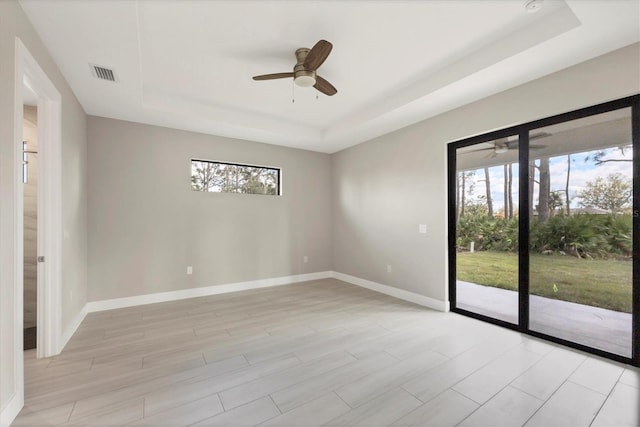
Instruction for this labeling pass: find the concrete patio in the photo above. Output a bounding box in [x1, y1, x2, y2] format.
[456, 280, 632, 358]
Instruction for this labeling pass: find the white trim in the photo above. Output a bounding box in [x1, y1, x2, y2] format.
[86, 271, 332, 313]
[0, 391, 22, 427]
[60, 305, 88, 350]
[83, 270, 448, 316]
[35, 91, 63, 358]
[9, 37, 26, 427]
[331, 271, 449, 312]
[8, 37, 64, 427]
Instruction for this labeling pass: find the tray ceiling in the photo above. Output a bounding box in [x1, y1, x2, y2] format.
[19, 0, 640, 153]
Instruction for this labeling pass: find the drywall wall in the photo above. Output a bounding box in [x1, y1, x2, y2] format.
[87, 117, 332, 301]
[332, 42, 640, 305]
[0, 1, 87, 419]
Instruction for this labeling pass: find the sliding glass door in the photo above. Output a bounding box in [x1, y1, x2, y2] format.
[448, 96, 639, 365]
[528, 108, 634, 358]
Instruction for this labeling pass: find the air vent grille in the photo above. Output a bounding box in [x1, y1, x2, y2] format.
[90, 64, 117, 82]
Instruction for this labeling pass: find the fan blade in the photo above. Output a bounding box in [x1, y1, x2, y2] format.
[504, 140, 546, 151]
[531, 131, 551, 140]
[304, 40, 332, 70]
[502, 132, 550, 148]
[313, 76, 337, 96]
[463, 147, 495, 153]
[252, 72, 294, 81]
[461, 145, 498, 154]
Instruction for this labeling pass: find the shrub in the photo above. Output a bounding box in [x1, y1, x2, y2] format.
[456, 214, 518, 252]
[458, 213, 632, 259]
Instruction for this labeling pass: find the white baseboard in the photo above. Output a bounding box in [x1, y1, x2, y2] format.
[331, 271, 449, 312]
[86, 271, 333, 313]
[0, 391, 22, 427]
[82, 268, 446, 319]
[59, 304, 88, 351]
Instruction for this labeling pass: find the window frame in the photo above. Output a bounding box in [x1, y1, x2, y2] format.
[190, 158, 282, 196]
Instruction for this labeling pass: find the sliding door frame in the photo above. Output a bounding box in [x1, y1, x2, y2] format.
[447, 94, 640, 366]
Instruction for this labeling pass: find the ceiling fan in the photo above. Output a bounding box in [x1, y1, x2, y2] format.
[469, 132, 550, 156]
[252, 40, 337, 96]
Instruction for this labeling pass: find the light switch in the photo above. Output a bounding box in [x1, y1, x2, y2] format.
[419, 224, 427, 234]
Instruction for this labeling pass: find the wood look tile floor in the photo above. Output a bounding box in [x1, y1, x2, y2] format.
[14, 279, 640, 426]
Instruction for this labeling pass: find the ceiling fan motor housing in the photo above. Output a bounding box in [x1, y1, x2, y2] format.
[294, 48, 316, 86]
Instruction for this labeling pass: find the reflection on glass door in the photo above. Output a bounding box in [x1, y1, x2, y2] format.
[528, 108, 633, 358]
[455, 135, 520, 324]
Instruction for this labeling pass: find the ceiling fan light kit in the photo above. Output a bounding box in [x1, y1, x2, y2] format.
[253, 40, 337, 96]
[494, 145, 509, 154]
[294, 72, 316, 87]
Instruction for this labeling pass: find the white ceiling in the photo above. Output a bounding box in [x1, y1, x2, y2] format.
[19, 0, 640, 153]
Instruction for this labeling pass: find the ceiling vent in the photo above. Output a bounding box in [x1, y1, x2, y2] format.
[90, 64, 117, 82]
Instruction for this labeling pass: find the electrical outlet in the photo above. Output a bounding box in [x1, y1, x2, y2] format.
[387, 265, 392, 273]
[187, 266, 193, 275]
[303, 255, 308, 263]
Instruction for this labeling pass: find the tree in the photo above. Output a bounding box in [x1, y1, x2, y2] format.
[483, 167, 493, 219]
[455, 173, 460, 223]
[549, 191, 564, 216]
[537, 158, 551, 223]
[565, 154, 571, 215]
[457, 170, 476, 219]
[586, 145, 632, 166]
[191, 162, 278, 194]
[508, 163, 514, 220]
[578, 173, 632, 214]
[528, 162, 536, 220]
[503, 164, 509, 220]
[191, 161, 222, 191]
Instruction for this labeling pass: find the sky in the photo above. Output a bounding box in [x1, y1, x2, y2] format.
[461, 146, 633, 213]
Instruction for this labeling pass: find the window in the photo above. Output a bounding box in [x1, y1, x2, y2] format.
[191, 159, 280, 195]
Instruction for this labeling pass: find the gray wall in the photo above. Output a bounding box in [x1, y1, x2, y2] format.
[332, 43, 640, 305]
[87, 117, 332, 301]
[0, 0, 87, 414]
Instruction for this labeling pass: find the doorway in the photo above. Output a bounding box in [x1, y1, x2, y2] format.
[14, 37, 64, 361]
[2, 36, 64, 426]
[22, 102, 38, 351]
[448, 95, 639, 366]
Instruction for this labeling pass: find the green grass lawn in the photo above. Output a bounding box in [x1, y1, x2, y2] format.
[456, 251, 633, 313]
